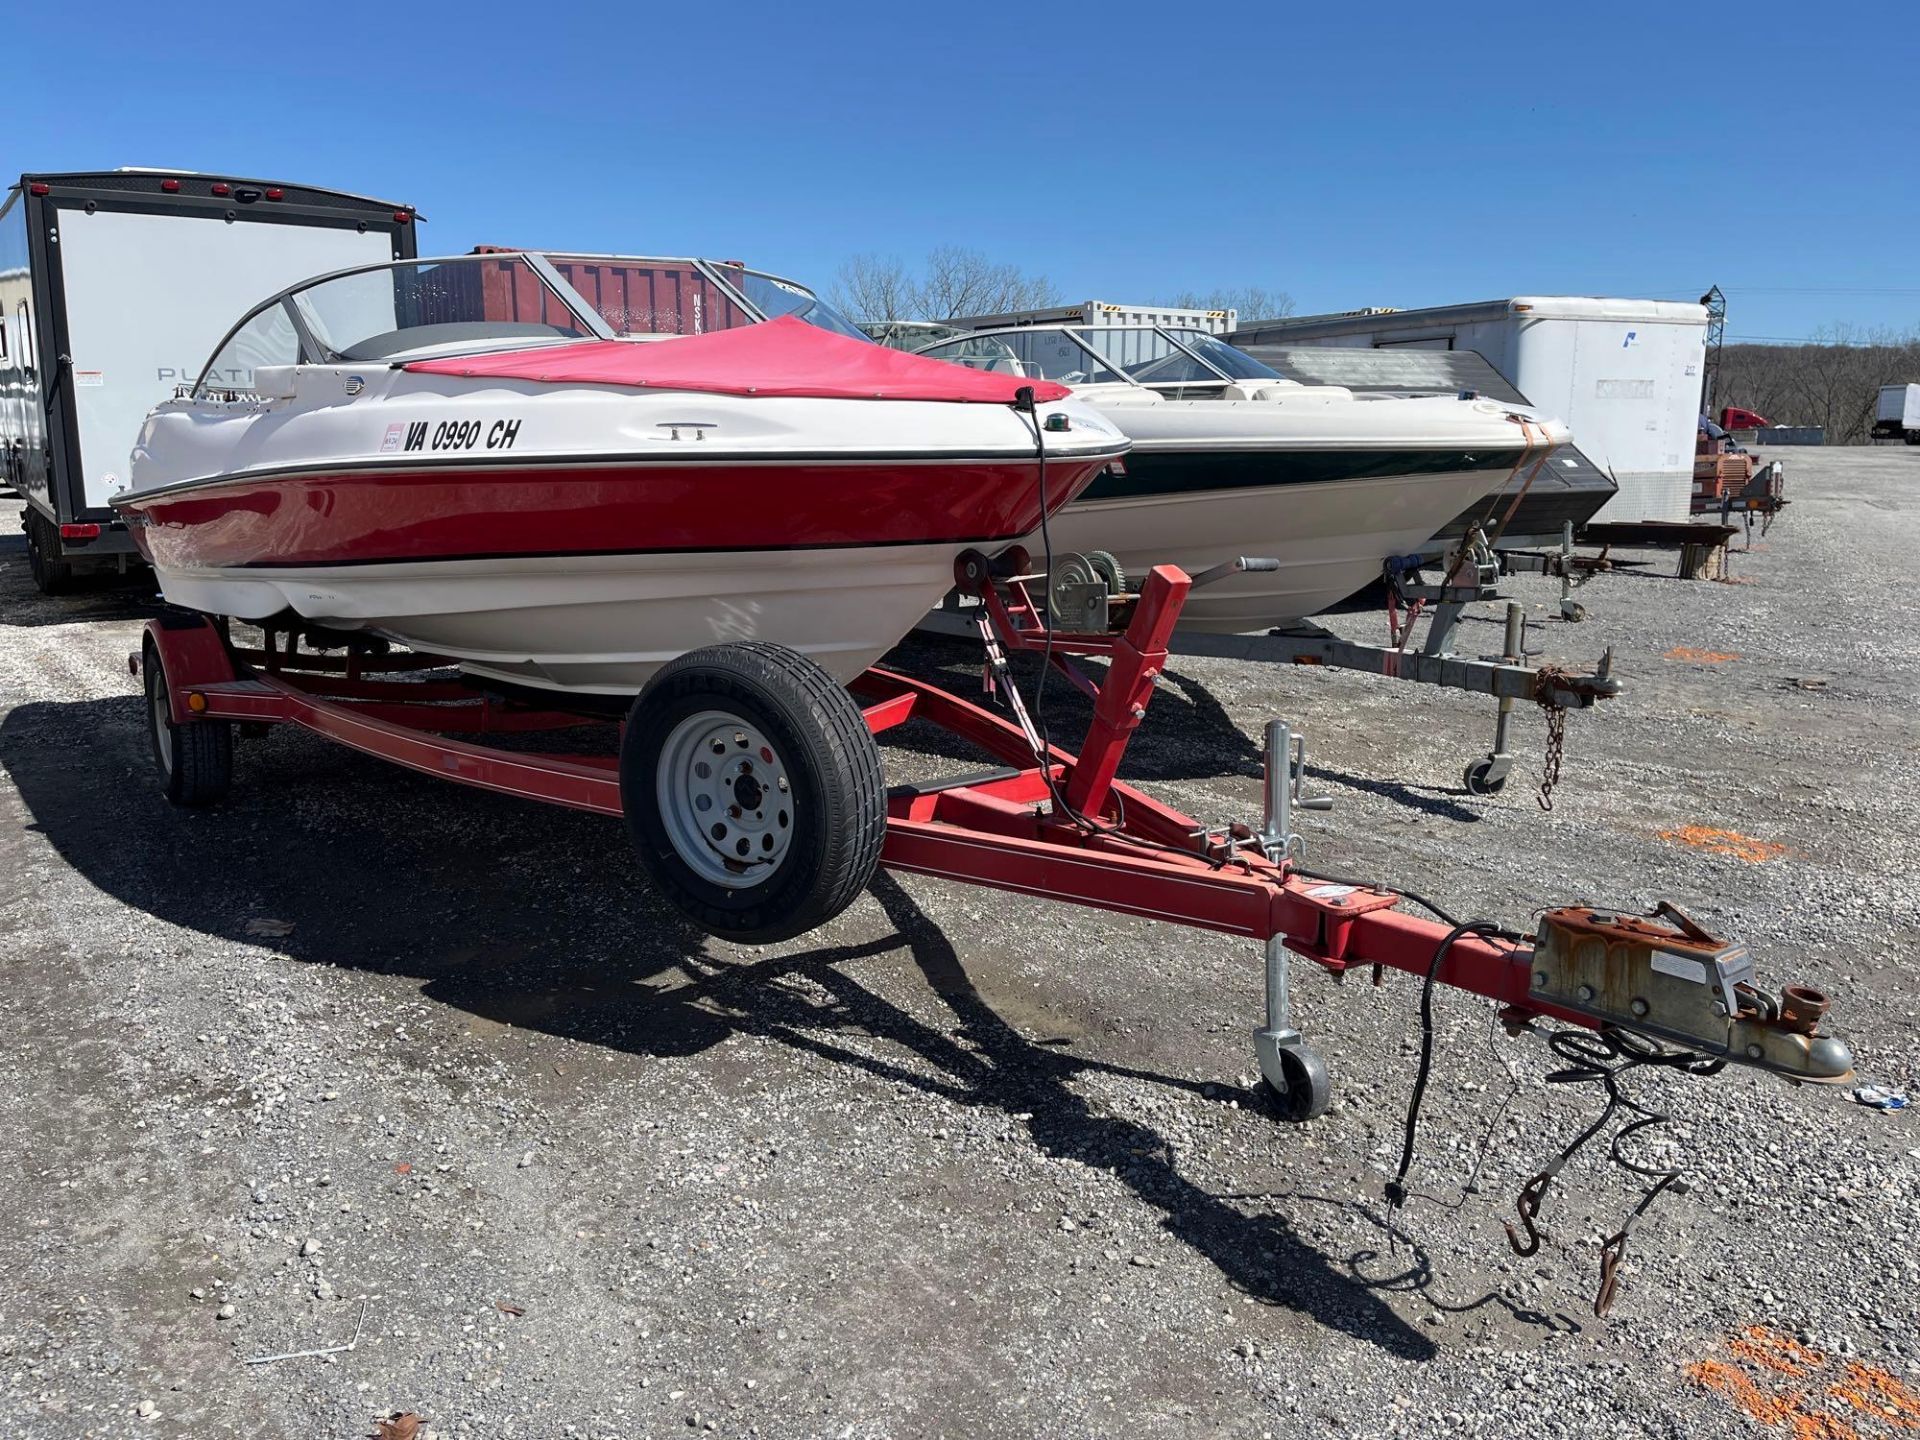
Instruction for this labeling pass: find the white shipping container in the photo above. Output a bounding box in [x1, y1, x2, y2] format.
[945, 299, 1236, 335]
[1230, 297, 1710, 523]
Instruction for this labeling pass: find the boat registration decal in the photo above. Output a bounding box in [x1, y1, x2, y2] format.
[389, 419, 523, 455]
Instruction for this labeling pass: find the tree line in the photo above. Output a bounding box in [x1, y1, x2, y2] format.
[1715, 325, 1920, 444]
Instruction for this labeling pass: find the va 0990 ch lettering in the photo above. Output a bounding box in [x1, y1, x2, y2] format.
[403, 419, 521, 453]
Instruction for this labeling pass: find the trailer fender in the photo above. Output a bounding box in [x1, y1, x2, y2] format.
[140, 612, 238, 726]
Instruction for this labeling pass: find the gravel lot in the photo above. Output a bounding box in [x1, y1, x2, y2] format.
[2, 447, 1916, 1439]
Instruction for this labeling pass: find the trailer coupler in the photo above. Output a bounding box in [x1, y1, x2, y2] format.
[1519, 904, 1852, 1084]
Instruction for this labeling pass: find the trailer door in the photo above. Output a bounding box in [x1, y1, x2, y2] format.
[54, 209, 395, 508]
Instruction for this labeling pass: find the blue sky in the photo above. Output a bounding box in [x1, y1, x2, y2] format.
[11, 0, 1916, 340]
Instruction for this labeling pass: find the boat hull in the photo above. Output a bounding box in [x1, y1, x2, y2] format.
[1051, 452, 1517, 632]
[122, 451, 1118, 692]
[152, 543, 976, 692]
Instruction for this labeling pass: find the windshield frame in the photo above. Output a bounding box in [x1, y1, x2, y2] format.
[913, 327, 1133, 387]
[494, 252, 870, 341]
[1069, 325, 1283, 388]
[912, 323, 1259, 390]
[189, 253, 615, 398]
[723, 267, 871, 340]
[1156, 328, 1284, 382]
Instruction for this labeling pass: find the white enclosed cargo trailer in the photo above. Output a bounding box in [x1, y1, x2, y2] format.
[2, 169, 417, 594]
[1230, 298, 1710, 523]
[1872, 384, 1920, 444]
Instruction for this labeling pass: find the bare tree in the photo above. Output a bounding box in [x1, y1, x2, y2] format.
[1155, 286, 1295, 323]
[915, 246, 1060, 321]
[827, 254, 917, 325]
[1716, 322, 1920, 443]
[827, 247, 1060, 324]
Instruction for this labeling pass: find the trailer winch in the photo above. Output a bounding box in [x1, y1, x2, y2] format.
[133, 546, 1851, 1316]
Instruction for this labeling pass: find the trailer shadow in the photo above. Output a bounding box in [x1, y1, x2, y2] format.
[0, 532, 160, 629]
[886, 635, 1483, 820]
[1, 695, 1564, 1359]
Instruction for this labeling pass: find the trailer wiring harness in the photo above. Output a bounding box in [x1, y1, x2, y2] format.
[1380, 912, 1731, 1316]
[1508, 1028, 1724, 1316]
[992, 405, 1800, 1317]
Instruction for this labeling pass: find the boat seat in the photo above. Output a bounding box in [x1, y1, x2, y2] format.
[1227, 381, 1354, 403]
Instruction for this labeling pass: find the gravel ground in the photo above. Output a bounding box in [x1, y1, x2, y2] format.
[1, 448, 1916, 1440]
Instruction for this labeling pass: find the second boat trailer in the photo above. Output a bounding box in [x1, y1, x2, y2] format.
[134, 548, 1851, 1314]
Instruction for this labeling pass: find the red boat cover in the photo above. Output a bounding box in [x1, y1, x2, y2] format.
[404, 315, 1072, 404]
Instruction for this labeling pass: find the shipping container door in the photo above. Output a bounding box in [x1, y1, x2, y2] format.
[54, 208, 396, 509]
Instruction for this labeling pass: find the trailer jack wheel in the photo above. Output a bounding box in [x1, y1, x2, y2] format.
[1259, 1040, 1331, 1122]
[1252, 936, 1331, 1120]
[1463, 756, 1511, 795]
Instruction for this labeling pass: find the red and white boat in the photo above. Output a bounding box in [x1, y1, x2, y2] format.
[114, 253, 1128, 694]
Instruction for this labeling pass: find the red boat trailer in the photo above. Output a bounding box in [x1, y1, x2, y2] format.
[133, 549, 1856, 1313]
[135, 551, 1851, 1125]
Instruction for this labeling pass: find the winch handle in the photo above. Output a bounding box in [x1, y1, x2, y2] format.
[1190, 556, 1281, 590]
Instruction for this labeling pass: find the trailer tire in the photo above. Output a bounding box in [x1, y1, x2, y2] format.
[25, 511, 75, 596]
[623, 643, 885, 944]
[143, 637, 233, 807]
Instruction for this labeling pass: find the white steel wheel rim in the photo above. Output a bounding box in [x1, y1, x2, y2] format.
[151, 672, 174, 774]
[655, 709, 796, 890]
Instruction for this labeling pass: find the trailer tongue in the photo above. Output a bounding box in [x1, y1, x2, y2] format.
[136, 547, 1850, 1317]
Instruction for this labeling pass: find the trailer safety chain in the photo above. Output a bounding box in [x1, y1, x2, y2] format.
[1539, 705, 1565, 811]
[1503, 1029, 1725, 1317]
[1533, 665, 1572, 811]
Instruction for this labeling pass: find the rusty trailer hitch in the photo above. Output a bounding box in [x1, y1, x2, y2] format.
[1520, 903, 1852, 1084]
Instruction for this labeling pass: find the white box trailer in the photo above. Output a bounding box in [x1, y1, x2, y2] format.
[1230, 297, 1710, 523]
[3, 169, 417, 593]
[1872, 384, 1920, 444]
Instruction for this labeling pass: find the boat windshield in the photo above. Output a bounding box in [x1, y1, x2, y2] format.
[914, 329, 1128, 386]
[865, 320, 967, 350]
[1164, 330, 1284, 381]
[193, 255, 607, 397]
[1073, 327, 1283, 387]
[731, 270, 872, 341]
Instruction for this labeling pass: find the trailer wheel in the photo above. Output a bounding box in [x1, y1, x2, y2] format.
[25, 511, 75, 596]
[623, 643, 885, 944]
[143, 637, 233, 807]
[1262, 1043, 1331, 1122]
[1462, 758, 1509, 796]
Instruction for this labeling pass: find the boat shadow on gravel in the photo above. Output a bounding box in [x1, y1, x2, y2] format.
[1, 695, 1564, 1357]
